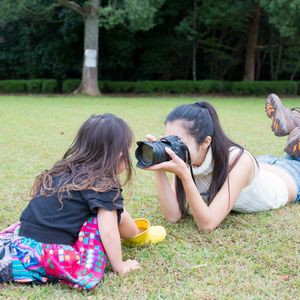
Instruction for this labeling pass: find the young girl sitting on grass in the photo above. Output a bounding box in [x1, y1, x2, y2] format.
[0, 114, 165, 290]
[144, 94, 300, 231]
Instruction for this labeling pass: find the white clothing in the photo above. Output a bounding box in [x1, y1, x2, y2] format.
[192, 147, 289, 212]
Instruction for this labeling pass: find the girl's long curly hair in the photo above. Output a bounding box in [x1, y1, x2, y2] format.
[31, 114, 133, 204]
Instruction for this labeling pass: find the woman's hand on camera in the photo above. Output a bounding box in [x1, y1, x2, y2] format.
[146, 147, 190, 180]
[145, 134, 157, 142]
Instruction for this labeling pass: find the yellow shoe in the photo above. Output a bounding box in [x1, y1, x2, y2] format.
[123, 218, 166, 246]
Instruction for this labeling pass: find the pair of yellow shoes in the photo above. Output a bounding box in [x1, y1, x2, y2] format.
[123, 218, 166, 246]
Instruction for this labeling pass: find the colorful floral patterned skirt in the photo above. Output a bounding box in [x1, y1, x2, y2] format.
[0, 217, 106, 290]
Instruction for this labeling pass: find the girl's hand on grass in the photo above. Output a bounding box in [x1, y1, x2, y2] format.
[115, 259, 141, 276]
[146, 147, 190, 180]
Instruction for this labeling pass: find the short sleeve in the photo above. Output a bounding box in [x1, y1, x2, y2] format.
[80, 189, 124, 220]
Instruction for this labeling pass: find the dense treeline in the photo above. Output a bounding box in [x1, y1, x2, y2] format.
[1, 0, 300, 82]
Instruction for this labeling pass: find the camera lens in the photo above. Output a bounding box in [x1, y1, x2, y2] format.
[141, 144, 153, 165]
[136, 135, 189, 169]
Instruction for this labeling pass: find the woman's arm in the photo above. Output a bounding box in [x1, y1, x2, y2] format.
[183, 153, 253, 230]
[144, 134, 182, 222]
[97, 209, 140, 274]
[153, 170, 182, 222]
[149, 147, 254, 231]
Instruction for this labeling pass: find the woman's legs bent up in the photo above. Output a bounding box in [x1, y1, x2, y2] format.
[284, 127, 300, 158]
[266, 94, 300, 158]
[265, 93, 300, 136]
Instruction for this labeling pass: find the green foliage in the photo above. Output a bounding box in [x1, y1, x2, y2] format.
[176, 0, 250, 40]
[281, 46, 300, 80]
[124, 0, 164, 32]
[100, 28, 136, 74]
[2, 79, 300, 95]
[231, 81, 298, 95]
[0, 0, 165, 88]
[0, 9, 83, 81]
[0, 0, 57, 22]
[103, 81, 134, 92]
[98, 0, 165, 31]
[132, 80, 226, 94]
[102, 80, 240, 94]
[133, 80, 226, 94]
[26, 79, 42, 93]
[193, 80, 224, 93]
[1, 0, 300, 82]
[201, 0, 252, 29]
[260, 0, 300, 38]
[42, 79, 60, 93]
[62, 79, 81, 93]
[222, 81, 233, 93]
[0, 80, 27, 93]
[162, 81, 194, 93]
[134, 33, 183, 80]
[0, 79, 58, 93]
[98, 6, 126, 29]
[297, 81, 300, 95]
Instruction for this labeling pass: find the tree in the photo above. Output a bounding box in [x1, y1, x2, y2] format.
[244, 0, 300, 81]
[0, 0, 164, 95]
[243, 3, 261, 80]
[176, 0, 251, 80]
[2, 0, 300, 82]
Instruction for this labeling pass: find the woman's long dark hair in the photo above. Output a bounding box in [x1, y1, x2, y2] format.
[31, 114, 133, 204]
[166, 101, 244, 217]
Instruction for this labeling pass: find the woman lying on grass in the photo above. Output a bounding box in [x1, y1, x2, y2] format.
[144, 94, 300, 231]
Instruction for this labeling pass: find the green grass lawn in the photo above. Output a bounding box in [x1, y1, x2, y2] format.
[0, 95, 299, 299]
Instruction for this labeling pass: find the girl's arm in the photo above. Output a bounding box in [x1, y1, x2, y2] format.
[97, 208, 140, 275]
[149, 147, 254, 231]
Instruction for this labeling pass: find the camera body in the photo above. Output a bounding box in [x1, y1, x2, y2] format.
[135, 135, 189, 168]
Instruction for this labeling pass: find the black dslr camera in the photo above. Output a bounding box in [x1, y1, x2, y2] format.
[135, 135, 189, 168]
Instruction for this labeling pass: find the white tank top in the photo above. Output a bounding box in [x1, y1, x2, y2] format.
[192, 147, 289, 212]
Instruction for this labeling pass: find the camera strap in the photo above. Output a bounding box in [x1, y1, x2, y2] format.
[185, 147, 195, 183]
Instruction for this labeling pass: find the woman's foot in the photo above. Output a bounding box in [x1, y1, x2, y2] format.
[284, 127, 300, 158]
[265, 94, 300, 136]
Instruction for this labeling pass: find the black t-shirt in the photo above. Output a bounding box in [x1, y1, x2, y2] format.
[19, 183, 124, 245]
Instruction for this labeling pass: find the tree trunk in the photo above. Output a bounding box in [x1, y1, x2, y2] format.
[243, 4, 261, 81]
[192, 0, 197, 81]
[290, 67, 299, 81]
[76, 0, 100, 96]
[255, 51, 261, 80]
[274, 42, 283, 80]
[192, 44, 197, 81]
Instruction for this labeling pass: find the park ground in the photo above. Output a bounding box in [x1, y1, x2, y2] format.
[0, 95, 299, 299]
